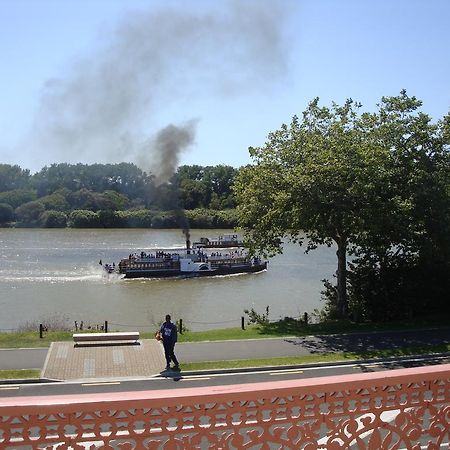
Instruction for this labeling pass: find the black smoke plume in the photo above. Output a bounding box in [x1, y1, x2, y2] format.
[28, 0, 293, 178]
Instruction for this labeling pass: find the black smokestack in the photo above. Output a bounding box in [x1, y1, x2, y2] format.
[174, 208, 191, 251]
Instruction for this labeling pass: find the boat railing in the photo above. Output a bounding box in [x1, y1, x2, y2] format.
[209, 257, 249, 265]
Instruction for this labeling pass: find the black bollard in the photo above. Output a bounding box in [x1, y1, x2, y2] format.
[105, 320, 108, 333]
[39, 323, 43, 339]
[303, 312, 308, 326]
[179, 319, 183, 334]
[241, 316, 245, 330]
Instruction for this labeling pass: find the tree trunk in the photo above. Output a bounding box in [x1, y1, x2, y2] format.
[336, 239, 348, 318]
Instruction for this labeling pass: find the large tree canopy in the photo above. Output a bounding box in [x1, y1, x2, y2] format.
[234, 91, 450, 320]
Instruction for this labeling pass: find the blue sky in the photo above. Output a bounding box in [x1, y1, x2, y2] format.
[0, 0, 449, 176]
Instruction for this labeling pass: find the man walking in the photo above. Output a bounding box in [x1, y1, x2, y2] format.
[160, 314, 180, 371]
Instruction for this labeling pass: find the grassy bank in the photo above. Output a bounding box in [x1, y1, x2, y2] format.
[1, 316, 449, 348]
[1, 317, 448, 381]
[182, 343, 450, 371]
[1, 342, 449, 381]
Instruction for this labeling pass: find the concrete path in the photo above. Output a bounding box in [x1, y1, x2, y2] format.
[177, 327, 450, 362]
[0, 348, 48, 370]
[1, 328, 449, 378]
[41, 340, 166, 381]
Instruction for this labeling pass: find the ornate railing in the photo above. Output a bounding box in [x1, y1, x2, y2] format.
[0, 364, 449, 449]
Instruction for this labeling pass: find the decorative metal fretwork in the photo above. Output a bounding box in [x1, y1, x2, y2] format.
[0, 364, 449, 449]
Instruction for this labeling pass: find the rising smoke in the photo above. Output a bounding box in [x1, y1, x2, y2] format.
[30, 0, 293, 182]
[136, 120, 197, 186]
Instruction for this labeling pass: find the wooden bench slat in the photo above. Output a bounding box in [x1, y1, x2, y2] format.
[73, 332, 140, 343]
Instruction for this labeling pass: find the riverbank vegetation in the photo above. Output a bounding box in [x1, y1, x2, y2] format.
[1, 315, 448, 348]
[235, 91, 450, 324]
[0, 163, 238, 228]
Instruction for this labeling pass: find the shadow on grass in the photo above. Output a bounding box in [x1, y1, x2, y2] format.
[256, 317, 450, 363]
[256, 315, 450, 339]
[255, 317, 382, 337]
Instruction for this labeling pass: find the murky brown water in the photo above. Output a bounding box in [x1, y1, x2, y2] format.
[0, 228, 336, 331]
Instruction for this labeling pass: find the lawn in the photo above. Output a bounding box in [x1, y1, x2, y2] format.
[1, 316, 448, 380]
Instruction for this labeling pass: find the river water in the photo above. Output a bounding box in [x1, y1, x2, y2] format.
[0, 229, 336, 332]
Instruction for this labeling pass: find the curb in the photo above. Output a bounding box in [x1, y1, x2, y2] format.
[2, 352, 449, 385]
[155, 351, 450, 378]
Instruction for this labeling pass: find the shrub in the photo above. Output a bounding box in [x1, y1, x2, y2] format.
[0, 203, 14, 224]
[68, 210, 100, 227]
[40, 210, 67, 228]
[117, 209, 154, 227]
[15, 200, 45, 226]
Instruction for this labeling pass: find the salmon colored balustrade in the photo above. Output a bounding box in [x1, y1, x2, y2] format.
[0, 364, 449, 449]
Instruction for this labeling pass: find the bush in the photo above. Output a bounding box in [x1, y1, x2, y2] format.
[38, 192, 70, 211]
[40, 210, 67, 228]
[98, 209, 125, 228]
[151, 212, 178, 228]
[15, 200, 45, 226]
[186, 209, 238, 228]
[117, 209, 154, 227]
[68, 210, 100, 227]
[0, 203, 14, 224]
[0, 189, 37, 209]
[244, 306, 270, 326]
[186, 209, 215, 228]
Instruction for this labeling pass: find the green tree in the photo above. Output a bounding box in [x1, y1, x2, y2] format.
[179, 179, 208, 209]
[38, 191, 70, 211]
[234, 98, 392, 318]
[176, 164, 237, 209]
[67, 189, 115, 211]
[40, 210, 67, 228]
[117, 210, 154, 227]
[30, 162, 153, 199]
[203, 165, 237, 209]
[0, 203, 14, 224]
[68, 210, 100, 228]
[102, 190, 129, 210]
[0, 164, 30, 191]
[0, 189, 37, 209]
[15, 201, 45, 225]
[98, 209, 125, 228]
[346, 92, 450, 321]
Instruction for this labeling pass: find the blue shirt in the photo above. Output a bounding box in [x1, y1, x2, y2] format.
[160, 321, 177, 344]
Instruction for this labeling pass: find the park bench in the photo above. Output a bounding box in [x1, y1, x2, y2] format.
[73, 331, 140, 345]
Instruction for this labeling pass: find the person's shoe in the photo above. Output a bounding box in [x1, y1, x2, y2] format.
[173, 365, 181, 371]
[165, 365, 171, 371]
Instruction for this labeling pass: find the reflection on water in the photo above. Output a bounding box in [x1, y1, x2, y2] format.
[0, 228, 336, 331]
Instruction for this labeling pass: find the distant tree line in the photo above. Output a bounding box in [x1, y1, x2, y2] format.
[0, 163, 238, 228]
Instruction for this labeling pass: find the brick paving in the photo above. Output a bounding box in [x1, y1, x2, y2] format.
[42, 340, 166, 381]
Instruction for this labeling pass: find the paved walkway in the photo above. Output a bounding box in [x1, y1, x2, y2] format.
[1, 327, 449, 381]
[41, 340, 166, 381]
[177, 327, 450, 362]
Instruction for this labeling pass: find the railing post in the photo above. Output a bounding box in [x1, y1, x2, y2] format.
[179, 319, 183, 334]
[241, 316, 245, 330]
[105, 321, 108, 333]
[39, 323, 43, 339]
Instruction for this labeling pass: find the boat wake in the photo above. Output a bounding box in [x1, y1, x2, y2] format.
[2, 274, 101, 283]
[1, 266, 123, 283]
